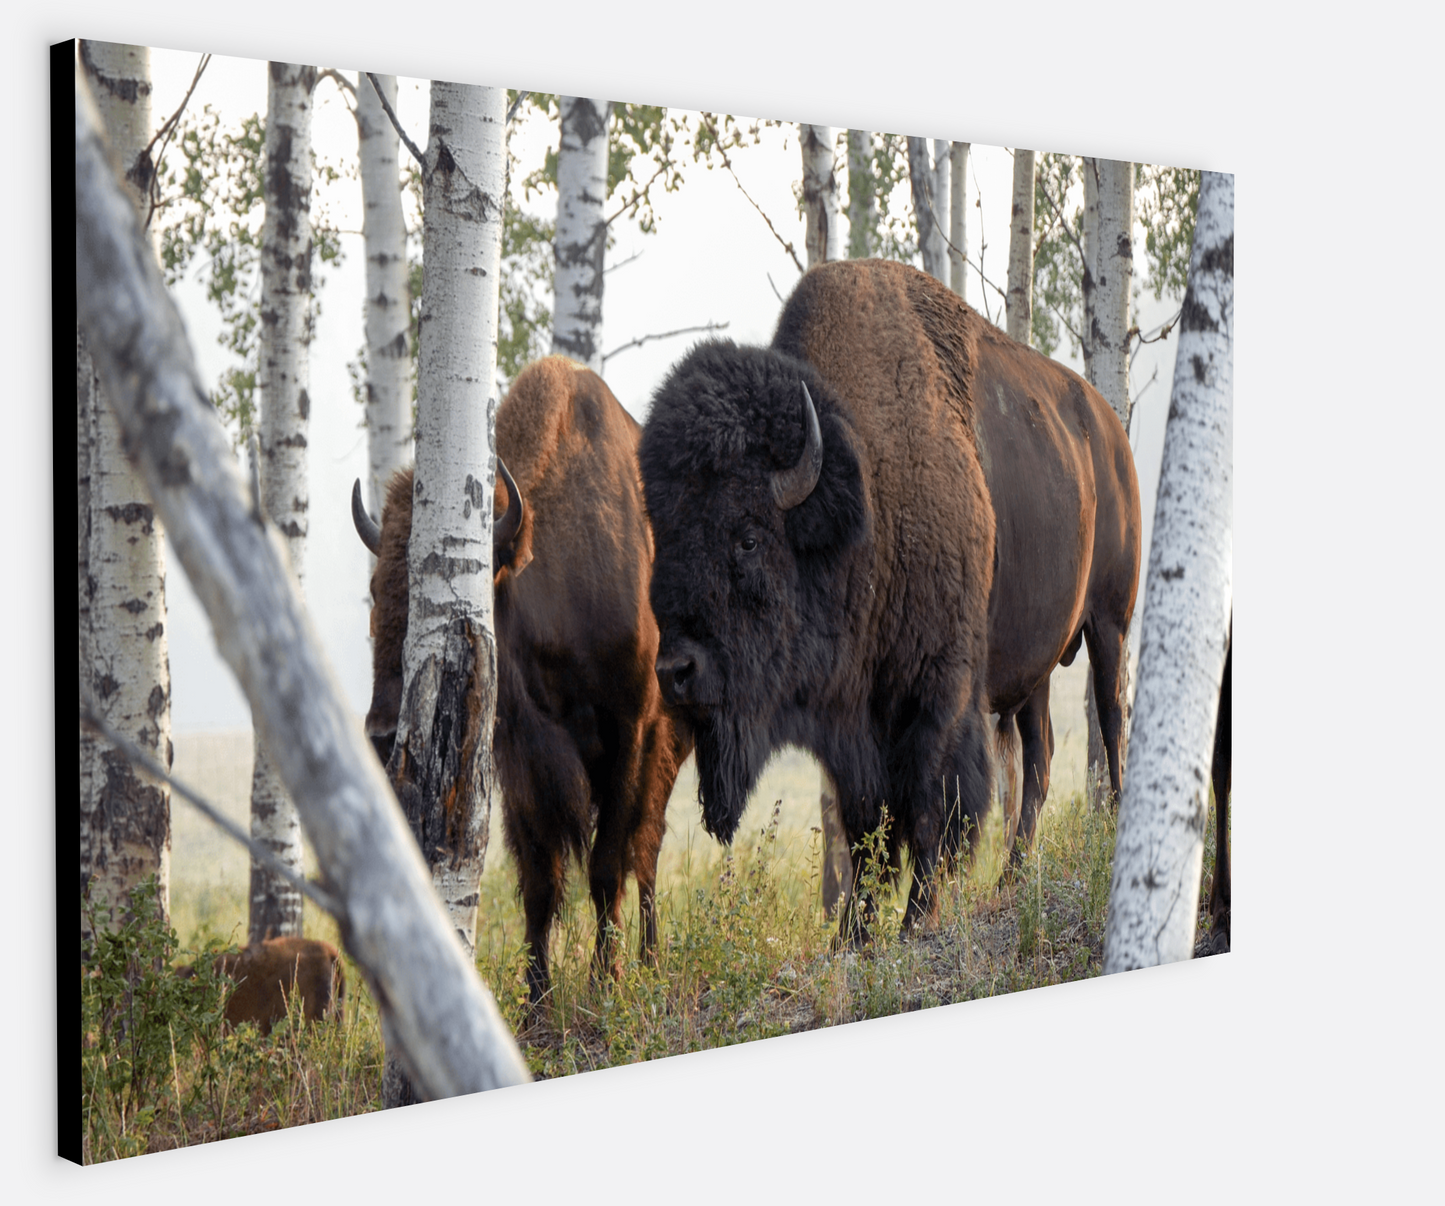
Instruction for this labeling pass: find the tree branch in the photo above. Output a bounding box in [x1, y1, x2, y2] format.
[699, 113, 805, 274]
[601, 321, 730, 368]
[505, 90, 530, 125]
[80, 700, 342, 917]
[604, 247, 644, 275]
[143, 52, 211, 231]
[367, 72, 426, 169]
[604, 157, 670, 228]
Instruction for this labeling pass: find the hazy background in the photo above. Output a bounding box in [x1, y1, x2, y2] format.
[145, 47, 1183, 736]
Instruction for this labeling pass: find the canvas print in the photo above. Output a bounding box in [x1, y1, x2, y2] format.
[70, 37, 1233, 1163]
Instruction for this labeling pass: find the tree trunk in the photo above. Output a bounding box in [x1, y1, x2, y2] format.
[800, 124, 841, 267]
[75, 62, 530, 1097]
[1081, 156, 1100, 383]
[552, 96, 610, 371]
[249, 61, 318, 945]
[846, 129, 876, 260]
[1006, 149, 1035, 344]
[79, 324, 95, 923]
[1103, 171, 1233, 972]
[384, 79, 508, 1108]
[949, 141, 969, 299]
[930, 139, 950, 285]
[907, 137, 945, 282]
[1084, 158, 1136, 807]
[358, 73, 413, 525]
[78, 40, 172, 937]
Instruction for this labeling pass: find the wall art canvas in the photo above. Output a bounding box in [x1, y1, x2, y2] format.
[66, 35, 1232, 1166]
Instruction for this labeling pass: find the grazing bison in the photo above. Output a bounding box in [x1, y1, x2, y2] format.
[180, 937, 345, 1035]
[640, 264, 999, 939]
[641, 259, 1141, 936]
[352, 357, 689, 1006]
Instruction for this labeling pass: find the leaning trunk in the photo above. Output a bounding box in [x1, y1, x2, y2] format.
[1005, 149, 1035, 344]
[949, 141, 969, 299]
[552, 96, 610, 371]
[800, 123, 841, 267]
[1103, 171, 1233, 972]
[249, 61, 318, 945]
[358, 73, 413, 524]
[78, 39, 172, 937]
[846, 129, 876, 260]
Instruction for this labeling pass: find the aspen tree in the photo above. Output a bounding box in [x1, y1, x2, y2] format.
[1104, 171, 1232, 971]
[800, 123, 841, 266]
[552, 96, 610, 370]
[1006, 149, 1035, 343]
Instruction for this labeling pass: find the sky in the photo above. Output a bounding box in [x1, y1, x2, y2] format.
[143, 46, 1186, 733]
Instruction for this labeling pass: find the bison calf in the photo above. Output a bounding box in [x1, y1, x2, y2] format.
[181, 936, 345, 1036]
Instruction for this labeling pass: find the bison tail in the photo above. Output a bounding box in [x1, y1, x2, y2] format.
[991, 713, 1023, 847]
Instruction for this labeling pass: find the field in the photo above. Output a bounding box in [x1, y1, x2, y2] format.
[82, 656, 1226, 1160]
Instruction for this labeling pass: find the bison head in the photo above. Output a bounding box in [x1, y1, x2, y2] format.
[351, 461, 527, 765]
[639, 341, 869, 842]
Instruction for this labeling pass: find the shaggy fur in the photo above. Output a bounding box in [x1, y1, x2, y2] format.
[363, 357, 690, 1005]
[896, 266, 1142, 864]
[180, 937, 345, 1036]
[640, 261, 999, 936]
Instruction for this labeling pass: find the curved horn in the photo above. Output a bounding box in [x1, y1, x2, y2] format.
[351, 479, 382, 555]
[493, 457, 524, 558]
[771, 381, 824, 510]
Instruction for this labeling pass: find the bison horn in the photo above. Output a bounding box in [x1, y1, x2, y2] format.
[351, 479, 382, 555]
[771, 382, 823, 511]
[493, 457, 524, 557]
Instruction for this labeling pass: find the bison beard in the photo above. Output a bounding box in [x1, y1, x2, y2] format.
[692, 712, 771, 843]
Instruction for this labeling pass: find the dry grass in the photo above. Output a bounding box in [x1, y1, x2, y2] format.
[90, 656, 1225, 1161]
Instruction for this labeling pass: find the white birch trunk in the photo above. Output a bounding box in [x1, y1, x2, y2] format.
[846, 129, 876, 260]
[398, 80, 507, 953]
[1103, 171, 1233, 972]
[79, 325, 96, 919]
[907, 136, 944, 282]
[800, 124, 841, 267]
[551, 97, 610, 371]
[1084, 158, 1135, 806]
[949, 141, 969, 299]
[79, 40, 172, 934]
[74, 66, 529, 1094]
[1006, 149, 1035, 344]
[358, 72, 413, 524]
[1092, 158, 1135, 427]
[930, 139, 950, 285]
[249, 61, 317, 945]
[1081, 156, 1100, 382]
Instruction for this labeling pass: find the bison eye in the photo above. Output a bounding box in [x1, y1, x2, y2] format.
[738, 536, 758, 553]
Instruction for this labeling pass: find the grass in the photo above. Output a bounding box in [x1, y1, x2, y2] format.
[86, 658, 1228, 1162]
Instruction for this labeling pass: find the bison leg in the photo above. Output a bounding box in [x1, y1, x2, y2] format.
[630, 719, 674, 967]
[515, 845, 566, 1008]
[1207, 630, 1231, 947]
[1008, 678, 1055, 868]
[1084, 618, 1128, 805]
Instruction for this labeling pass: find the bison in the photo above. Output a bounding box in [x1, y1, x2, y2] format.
[640, 259, 1140, 937]
[352, 357, 689, 1006]
[640, 264, 999, 938]
[180, 936, 345, 1036]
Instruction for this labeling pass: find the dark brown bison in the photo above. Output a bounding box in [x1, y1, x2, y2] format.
[1207, 617, 1232, 950]
[640, 263, 999, 938]
[640, 259, 1141, 936]
[179, 936, 345, 1035]
[352, 357, 689, 1006]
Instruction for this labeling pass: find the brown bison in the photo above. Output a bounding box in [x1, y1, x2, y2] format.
[640, 259, 1140, 938]
[180, 936, 345, 1035]
[352, 357, 689, 1006]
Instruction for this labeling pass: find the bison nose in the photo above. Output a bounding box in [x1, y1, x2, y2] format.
[656, 651, 700, 707]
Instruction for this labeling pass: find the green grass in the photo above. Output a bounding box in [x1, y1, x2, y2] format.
[95, 660, 1228, 1163]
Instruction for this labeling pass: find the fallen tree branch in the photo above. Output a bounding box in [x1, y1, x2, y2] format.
[601, 320, 729, 368]
[74, 63, 528, 1101]
[366, 71, 426, 169]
